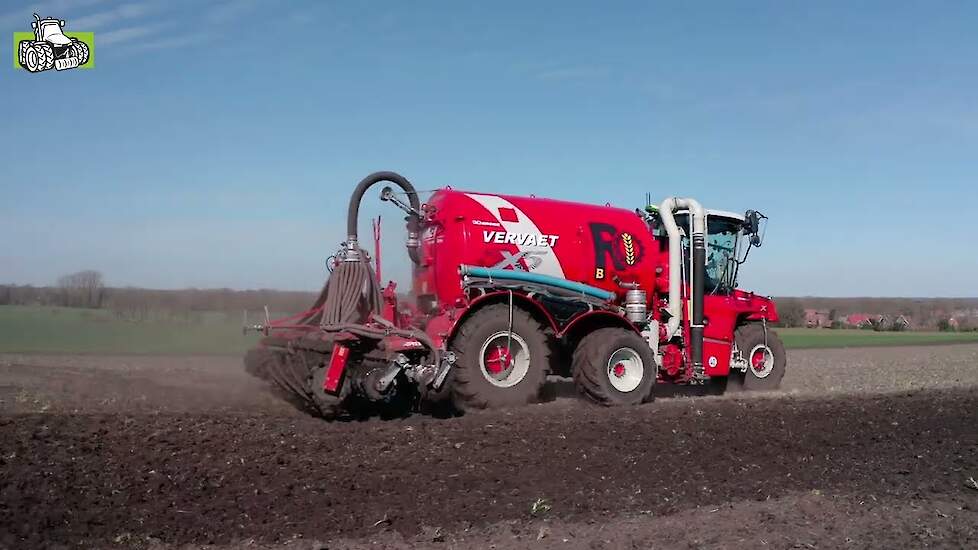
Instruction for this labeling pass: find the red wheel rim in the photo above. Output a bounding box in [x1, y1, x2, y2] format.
[484, 346, 512, 375]
[747, 344, 775, 378]
[612, 362, 626, 378]
[750, 349, 767, 370]
[478, 332, 531, 388]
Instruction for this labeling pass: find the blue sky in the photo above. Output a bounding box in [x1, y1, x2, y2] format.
[1, 0, 976, 297]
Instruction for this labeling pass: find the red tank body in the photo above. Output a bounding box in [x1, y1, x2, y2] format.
[414, 189, 665, 309]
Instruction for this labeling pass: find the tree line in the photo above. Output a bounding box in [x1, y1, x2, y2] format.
[773, 296, 978, 331]
[0, 271, 318, 322]
[2, 271, 976, 329]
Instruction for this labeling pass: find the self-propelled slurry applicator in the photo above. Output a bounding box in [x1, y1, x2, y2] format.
[244, 171, 783, 418]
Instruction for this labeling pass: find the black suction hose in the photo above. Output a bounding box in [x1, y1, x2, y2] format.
[260, 172, 435, 413]
[347, 171, 422, 264]
[300, 172, 435, 364]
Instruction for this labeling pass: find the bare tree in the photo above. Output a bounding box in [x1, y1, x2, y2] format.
[57, 270, 105, 308]
[775, 298, 806, 328]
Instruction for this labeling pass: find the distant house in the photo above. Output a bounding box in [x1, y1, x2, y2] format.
[844, 313, 875, 328]
[843, 313, 911, 330]
[950, 310, 978, 329]
[804, 309, 831, 328]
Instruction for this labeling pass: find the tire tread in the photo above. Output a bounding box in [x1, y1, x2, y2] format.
[572, 327, 655, 406]
[449, 304, 550, 411]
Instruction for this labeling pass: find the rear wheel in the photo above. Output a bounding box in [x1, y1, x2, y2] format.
[70, 39, 90, 65]
[449, 304, 550, 411]
[728, 324, 786, 391]
[572, 327, 656, 406]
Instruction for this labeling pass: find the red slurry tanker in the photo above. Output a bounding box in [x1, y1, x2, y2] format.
[244, 171, 784, 418]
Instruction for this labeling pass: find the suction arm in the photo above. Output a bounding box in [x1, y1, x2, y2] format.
[345, 171, 422, 264]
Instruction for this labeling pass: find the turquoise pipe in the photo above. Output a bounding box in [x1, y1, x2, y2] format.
[460, 265, 616, 302]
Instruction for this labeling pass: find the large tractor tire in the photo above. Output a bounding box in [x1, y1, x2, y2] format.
[572, 327, 656, 406]
[32, 43, 54, 72]
[20, 43, 41, 72]
[70, 39, 90, 66]
[17, 41, 29, 68]
[449, 303, 550, 411]
[727, 324, 786, 391]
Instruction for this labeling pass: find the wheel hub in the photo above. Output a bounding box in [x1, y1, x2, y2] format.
[479, 332, 531, 388]
[612, 363, 626, 378]
[606, 348, 644, 393]
[484, 346, 513, 375]
[748, 344, 775, 378]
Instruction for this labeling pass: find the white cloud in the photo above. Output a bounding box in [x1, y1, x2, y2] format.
[535, 65, 609, 82]
[128, 32, 206, 52]
[97, 24, 163, 46]
[0, 0, 109, 29]
[71, 3, 156, 31]
[286, 10, 315, 26]
[205, 0, 263, 23]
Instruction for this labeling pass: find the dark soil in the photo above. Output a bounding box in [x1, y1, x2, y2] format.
[1, 388, 976, 549]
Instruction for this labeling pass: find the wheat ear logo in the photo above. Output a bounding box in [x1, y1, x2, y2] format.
[620, 233, 637, 266]
[14, 13, 94, 72]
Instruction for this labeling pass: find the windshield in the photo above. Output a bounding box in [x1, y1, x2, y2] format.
[674, 213, 744, 294]
[39, 21, 62, 40]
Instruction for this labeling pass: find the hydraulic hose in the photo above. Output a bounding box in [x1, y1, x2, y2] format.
[320, 259, 382, 326]
[347, 171, 422, 265]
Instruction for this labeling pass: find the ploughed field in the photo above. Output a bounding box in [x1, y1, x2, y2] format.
[1, 345, 977, 549]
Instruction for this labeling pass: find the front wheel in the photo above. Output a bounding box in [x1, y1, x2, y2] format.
[448, 303, 550, 411]
[20, 43, 40, 72]
[17, 41, 30, 67]
[728, 324, 787, 391]
[572, 327, 656, 406]
[31, 42, 54, 72]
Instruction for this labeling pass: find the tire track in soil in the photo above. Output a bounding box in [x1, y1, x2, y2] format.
[1, 388, 976, 548]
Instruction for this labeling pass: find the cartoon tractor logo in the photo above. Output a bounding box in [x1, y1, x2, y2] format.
[18, 13, 90, 72]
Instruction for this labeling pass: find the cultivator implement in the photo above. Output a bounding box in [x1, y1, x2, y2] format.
[244, 172, 447, 418]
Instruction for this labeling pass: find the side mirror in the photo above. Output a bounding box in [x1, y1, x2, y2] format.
[31, 22, 37, 29]
[744, 209, 766, 247]
[744, 210, 760, 233]
[60, 20, 66, 26]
